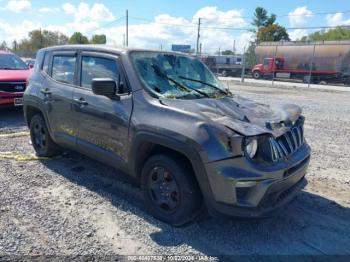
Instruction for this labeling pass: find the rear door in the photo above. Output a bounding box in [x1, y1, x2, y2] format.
[44, 51, 78, 147]
[72, 51, 133, 168]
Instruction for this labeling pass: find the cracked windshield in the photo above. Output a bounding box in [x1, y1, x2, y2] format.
[131, 52, 228, 99]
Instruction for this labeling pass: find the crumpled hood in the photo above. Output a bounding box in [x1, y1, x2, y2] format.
[160, 95, 302, 137]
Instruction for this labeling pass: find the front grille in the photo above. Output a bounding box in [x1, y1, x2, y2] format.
[269, 124, 304, 162]
[0, 82, 26, 93]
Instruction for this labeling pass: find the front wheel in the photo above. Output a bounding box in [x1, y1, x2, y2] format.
[141, 154, 202, 226]
[253, 70, 261, 79]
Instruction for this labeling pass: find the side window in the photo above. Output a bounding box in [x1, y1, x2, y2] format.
[81, 56, 120, 91]
[42, 52, 50, 74]
[51, 55, 76, 85]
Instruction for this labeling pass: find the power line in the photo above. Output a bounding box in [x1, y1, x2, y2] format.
[131, 9, 350, 26]
[94, 14, 350, 34]
[130, 16, 350, 31]
[201, 9, 350, 21]
[93, 16, 126, 31]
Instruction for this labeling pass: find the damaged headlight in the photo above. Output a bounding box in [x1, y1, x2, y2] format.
[243, 137, 258, 159]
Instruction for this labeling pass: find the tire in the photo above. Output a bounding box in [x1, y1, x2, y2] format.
[29, 114, 61, 157]
[141, 154, 202, 226]
[253, 70, 261, 79]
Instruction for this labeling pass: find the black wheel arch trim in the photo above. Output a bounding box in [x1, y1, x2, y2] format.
[129, 131, 216, 206]
[23, 97, 54, 139]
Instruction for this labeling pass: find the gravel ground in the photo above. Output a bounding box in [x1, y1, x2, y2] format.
[0, 83, 349, 258]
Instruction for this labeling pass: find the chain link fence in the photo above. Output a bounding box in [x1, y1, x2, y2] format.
[200, 40, 350, 88]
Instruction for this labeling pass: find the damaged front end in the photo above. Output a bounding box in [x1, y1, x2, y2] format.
[159, 94, 311, 218]
[199, 100, 310, 217]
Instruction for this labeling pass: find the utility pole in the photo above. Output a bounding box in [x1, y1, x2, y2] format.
[199, 43, 202, 56]
[39, 28, 43, 48]
[123, 34, 125, 46]
[126, 9, 129, 47]
[233, 40, 236, 54]
[196, 18, 201, 56]
[241, 46, 246, 82]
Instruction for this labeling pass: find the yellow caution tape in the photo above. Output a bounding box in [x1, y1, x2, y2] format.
[0, 151, 51, 161]
[0, 131, 30, 138]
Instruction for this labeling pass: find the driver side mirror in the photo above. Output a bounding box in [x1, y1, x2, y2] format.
[91, 78, 119, 98]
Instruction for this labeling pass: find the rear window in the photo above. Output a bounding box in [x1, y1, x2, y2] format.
[51, 56, 76, 85]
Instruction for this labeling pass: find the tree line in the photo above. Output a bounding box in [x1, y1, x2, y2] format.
[1, 7, 349, 58]
[220, 7, 350, 56]
[0, 30, 106, 57]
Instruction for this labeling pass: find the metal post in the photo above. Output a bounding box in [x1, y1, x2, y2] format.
[126, 10, 129, 47]
[39, 28, 43, 48]
[241, 46, 246, 82]
[196, 18, 201, 56]
[308, 44, 316, 88]
[272, 44, 278, 86]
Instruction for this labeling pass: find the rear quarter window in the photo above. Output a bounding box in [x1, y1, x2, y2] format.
[42, 52, 50, 74]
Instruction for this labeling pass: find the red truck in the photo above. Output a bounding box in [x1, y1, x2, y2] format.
[0, 51, 33, 107]
[251, 57, 345, 84]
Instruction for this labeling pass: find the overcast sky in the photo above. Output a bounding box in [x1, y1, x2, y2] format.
[0, 0, 349, 53]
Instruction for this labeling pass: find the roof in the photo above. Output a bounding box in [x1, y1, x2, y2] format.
[40, 44, 190, 56]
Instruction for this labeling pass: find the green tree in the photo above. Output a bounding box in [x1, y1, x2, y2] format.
[69, 32, 89, 44]
[245, 42, 257, 69]
[0, 41, 8, 50]
[301, 27, 350, 41]
[12, 40, 18, 51]
[221, 50, 235, 55]
[257, 24, 290, 42]
[90, 34, 107, 44]
[252, 7, 288, 43]
[252, 7, 276, 30]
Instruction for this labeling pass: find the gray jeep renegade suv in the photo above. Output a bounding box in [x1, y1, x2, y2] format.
[23, 45, 310, 225]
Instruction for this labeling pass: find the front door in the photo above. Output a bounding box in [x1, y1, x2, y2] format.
[72, 52, 133, 168]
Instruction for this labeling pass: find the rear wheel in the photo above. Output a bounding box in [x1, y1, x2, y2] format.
[29, 114, 61, 157]
[141, 154, 202, 226]
[253, 70, 261, 79]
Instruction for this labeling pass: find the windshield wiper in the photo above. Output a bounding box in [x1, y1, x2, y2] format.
[151, 64, 209, 98]
[178, 76, 230, 95]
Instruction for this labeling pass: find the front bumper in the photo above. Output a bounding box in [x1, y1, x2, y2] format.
[204, 143, 310, 218]
[0, 91, 24, 107]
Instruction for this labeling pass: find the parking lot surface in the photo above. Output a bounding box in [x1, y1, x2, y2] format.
[0, 83, 349, 256]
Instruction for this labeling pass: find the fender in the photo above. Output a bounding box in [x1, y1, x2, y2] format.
[23, 95, 56, 141]
[129, 130, 216, 206]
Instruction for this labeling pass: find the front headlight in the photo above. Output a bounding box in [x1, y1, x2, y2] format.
[244, 138, 258, 158]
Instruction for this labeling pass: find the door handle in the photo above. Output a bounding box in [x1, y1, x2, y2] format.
[74, 98, 88, 106]
[41, 88, 51, 95]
